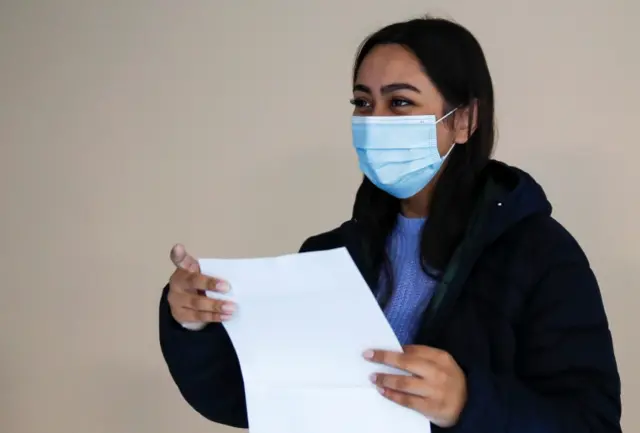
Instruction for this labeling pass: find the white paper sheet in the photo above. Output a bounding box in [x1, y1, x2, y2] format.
[200, 247, 430, 433]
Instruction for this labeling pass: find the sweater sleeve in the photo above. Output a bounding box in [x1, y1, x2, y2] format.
[158, 283, 248, 428]
[448, 258, 622, 433]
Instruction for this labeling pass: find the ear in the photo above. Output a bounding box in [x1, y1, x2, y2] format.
[453, 100, 478, 144]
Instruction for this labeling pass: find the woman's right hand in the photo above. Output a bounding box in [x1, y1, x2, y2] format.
[167, 243, 236, 324]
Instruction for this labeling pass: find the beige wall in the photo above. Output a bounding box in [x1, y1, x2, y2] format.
[0, 1, 637, 432]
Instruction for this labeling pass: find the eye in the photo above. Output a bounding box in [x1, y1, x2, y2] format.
[391, 98, 413, 107]
[350, 98, 371, 108]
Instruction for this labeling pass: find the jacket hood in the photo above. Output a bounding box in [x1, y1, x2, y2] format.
[476, 160, 553, 245]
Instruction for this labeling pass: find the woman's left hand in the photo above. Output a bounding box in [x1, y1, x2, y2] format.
[364, 345, 467, 428]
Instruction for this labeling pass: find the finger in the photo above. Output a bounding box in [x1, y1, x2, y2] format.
[401, 346, 460, 388]
[187, 271, 230, 293]
[380, 389, 451, 426]
[187, 294, 236, 315]
[403, 345, 453, 366]
[170, 243, 200, 272]
[172, 306, 233, 323]
[377, 387, 428, 414]
[170, 291, 235, 314]
[371, 373, 431, 397]
[364, 350, 430, 377]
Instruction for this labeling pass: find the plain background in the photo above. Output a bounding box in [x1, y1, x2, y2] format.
[1, 1, 638, 432]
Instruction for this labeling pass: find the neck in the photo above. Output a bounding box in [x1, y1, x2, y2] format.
[401, 185, 432, 218]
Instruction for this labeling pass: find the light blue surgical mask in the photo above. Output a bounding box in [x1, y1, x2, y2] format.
[351, 108, 457, 199]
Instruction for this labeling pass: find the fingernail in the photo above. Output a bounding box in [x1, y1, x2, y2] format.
[377, 386, 385, 395]
[222, 303, 236, 313]
[369, 373, 377, 383]
[363, 350, 374, 360]
[216, 281, 230, 292]
[220, 314, 232, 321]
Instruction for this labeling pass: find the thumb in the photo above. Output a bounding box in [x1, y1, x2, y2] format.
[170, 243, 200, 272]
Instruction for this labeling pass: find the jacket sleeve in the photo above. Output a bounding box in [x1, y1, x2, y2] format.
[158, 283, 248, 428]
[450, 255, 622, 432]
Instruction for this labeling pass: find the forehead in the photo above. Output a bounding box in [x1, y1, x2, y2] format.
[355, 44, 426, 86]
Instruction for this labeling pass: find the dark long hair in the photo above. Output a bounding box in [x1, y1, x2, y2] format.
[351, 16, 496, 298]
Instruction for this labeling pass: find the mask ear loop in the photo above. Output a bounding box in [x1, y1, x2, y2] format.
[435, 106, 459, 124]
[440, 141, 456, 160]
[436, 106, 460, 159]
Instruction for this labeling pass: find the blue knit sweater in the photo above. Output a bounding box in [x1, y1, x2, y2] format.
[377, 214, 437, 345]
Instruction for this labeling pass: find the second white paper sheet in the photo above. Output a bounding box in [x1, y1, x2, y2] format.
[200, 247, 430, 433]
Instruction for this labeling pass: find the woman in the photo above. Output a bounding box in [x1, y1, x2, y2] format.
[159, 16, 622, 432]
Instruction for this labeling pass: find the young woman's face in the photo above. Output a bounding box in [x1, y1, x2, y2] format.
[351, 44, 460, 157]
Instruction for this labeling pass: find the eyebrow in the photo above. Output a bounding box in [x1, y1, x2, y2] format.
[353, 83, 421, 94]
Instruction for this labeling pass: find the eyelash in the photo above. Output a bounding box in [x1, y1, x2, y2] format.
[349, 98, 414, 108]
[349, 98, 368, 108]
